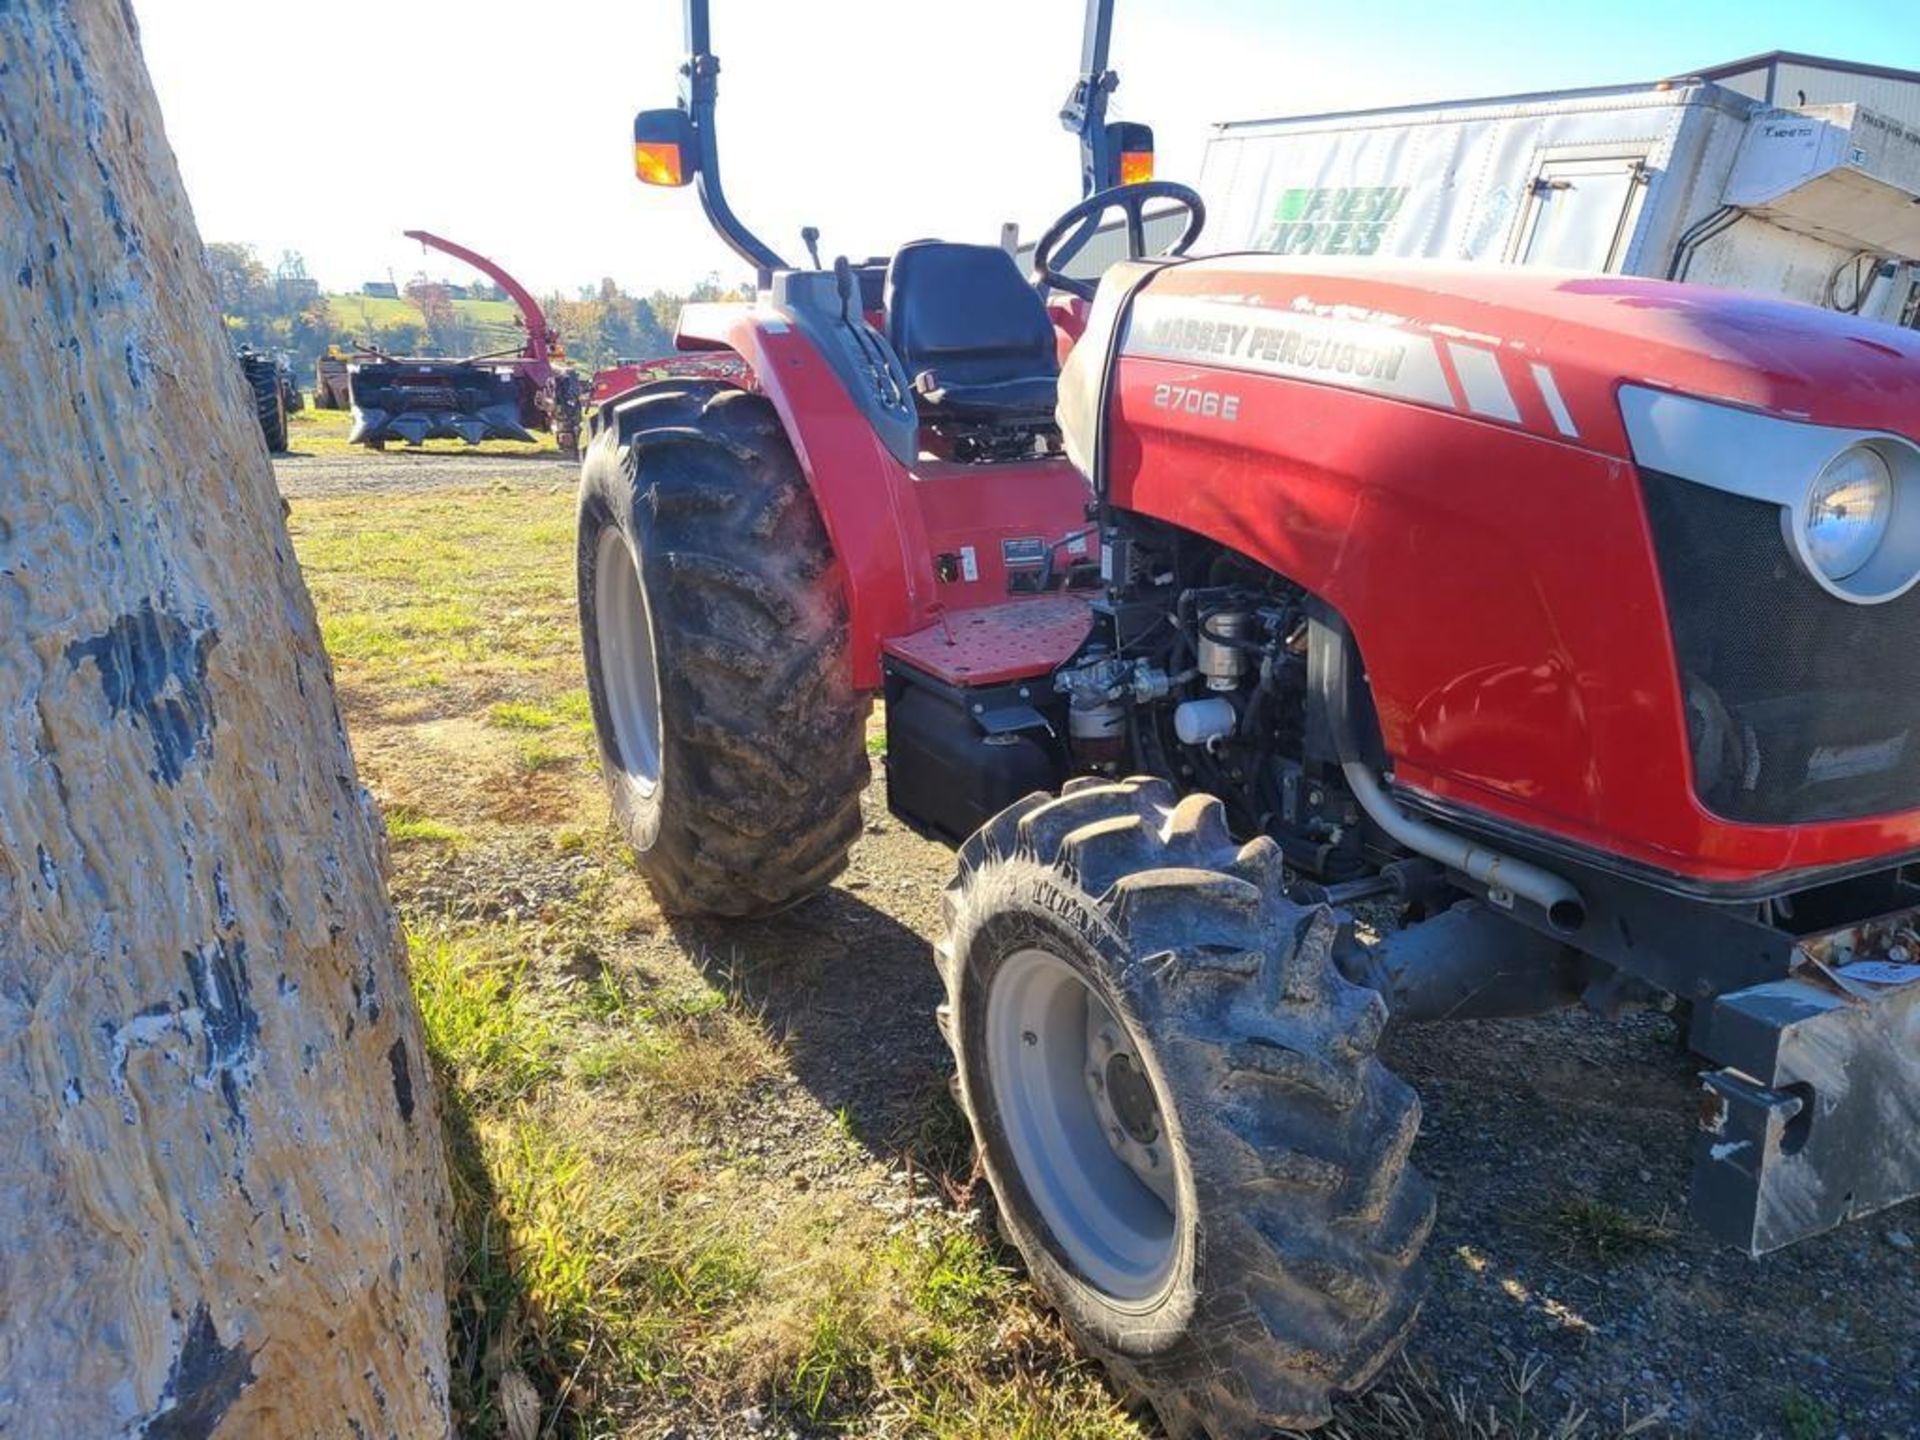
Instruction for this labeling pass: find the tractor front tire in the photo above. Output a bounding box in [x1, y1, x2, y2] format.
[940, 778, 1434, 1437]
[577, 383, 869, 916]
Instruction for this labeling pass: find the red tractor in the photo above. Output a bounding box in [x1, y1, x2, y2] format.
[580, 5, 1920, 1433]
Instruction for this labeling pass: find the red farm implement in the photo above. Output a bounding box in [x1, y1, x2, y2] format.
[345, 230, 584, 457]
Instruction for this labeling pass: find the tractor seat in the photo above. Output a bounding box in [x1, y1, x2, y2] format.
[885, 241, 1059, 425]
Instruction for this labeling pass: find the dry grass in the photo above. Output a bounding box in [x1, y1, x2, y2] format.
[1285, 1354, 1670, 1440]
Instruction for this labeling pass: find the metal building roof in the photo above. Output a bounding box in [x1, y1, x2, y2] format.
[1682, 51, 1920, 89]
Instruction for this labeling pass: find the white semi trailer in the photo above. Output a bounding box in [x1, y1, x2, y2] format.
[1194, 69, 1920, 327]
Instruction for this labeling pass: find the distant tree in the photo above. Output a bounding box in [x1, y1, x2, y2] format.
[644, 272, 745, 350]
[205, 241, 274, 318]
[271, 249, 319, 308]
[291, 295, 334, 359]
[378, 317, 425, 355]
[646, 288, 684, 345]
[528, 280, 675, 370]
[404, 279, 473, 355]
[609, 295, 670, 362]
[540, 292, 607, 368]
[404, 277, 451, 325]
[637, 311, 672, 357]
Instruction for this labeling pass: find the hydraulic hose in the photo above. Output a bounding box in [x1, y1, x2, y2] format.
[1667, 204, 1743, 282]
[1341, 761, 1586, 935]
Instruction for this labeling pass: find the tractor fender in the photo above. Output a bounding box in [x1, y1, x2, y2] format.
[653, 302, 937, 692]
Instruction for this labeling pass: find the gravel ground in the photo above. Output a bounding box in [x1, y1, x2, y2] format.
[287, 452, 1920, 1439]
[1394, 1015, 1918, 1437]
[276, 449, 576, 500]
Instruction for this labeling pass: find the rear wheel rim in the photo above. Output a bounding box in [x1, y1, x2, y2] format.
[595, 526, 663, 796]
[985, 947, 1180, 1303]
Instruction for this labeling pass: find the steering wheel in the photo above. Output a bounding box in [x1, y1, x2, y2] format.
[1029, 180, 1206, 301]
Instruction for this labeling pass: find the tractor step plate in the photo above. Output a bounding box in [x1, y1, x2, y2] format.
[883, 596, 1092, 687]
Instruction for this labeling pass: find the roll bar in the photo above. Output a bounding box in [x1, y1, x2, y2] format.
[1061, 0, 1120, 198]
[672, 0, 1121, 282]
[679, 1, 787, 279]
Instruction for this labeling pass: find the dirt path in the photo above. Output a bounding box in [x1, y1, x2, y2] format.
[276, 450, 576, 500]
[282, 455, 1920, 1439]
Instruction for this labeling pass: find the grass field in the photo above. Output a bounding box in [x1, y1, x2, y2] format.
[327, 290, 525, 349]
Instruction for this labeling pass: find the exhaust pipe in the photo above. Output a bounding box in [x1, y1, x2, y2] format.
[1341, 761, 1586, 935]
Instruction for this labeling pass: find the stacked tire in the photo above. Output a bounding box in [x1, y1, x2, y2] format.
[239, 353, 287, 452]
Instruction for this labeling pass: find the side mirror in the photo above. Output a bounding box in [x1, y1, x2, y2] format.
[633, 108, 698, 187]
[1106, 121, 1154, 186]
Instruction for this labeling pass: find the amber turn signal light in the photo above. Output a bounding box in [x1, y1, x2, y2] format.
[632, 107, 698, 187]
[1105, 121, 1155, 188]
[634, 141, 685, 187]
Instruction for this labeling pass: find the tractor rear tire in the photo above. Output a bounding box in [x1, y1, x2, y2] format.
[577, 383, 869, 917]
[940, 778, 1433, 1437]
[249, 363, 288, 451]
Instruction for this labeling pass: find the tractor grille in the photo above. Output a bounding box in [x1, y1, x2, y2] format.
[1639, 468, 1920, 825]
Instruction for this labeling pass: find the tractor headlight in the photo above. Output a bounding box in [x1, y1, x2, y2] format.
[1620, 386, 1920, 605]
[1803, 445, 1893, 581]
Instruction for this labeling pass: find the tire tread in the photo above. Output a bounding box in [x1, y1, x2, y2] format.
[941, 781, 1433, 1435]
[579, 383, 868, 916]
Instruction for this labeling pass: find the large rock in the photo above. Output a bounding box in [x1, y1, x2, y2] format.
[0, 3, 451, 1434]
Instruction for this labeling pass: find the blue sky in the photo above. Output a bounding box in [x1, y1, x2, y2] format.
[136, 0, 1920, 295]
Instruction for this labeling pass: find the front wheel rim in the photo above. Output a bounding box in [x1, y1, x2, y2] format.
[985, 947, 1181, 1303]
[594, 526, 663, 796]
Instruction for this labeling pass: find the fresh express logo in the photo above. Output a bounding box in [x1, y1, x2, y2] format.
[1257, 186, 1408, 256]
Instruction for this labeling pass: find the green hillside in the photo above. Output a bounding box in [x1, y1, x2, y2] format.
[325, 292, 525, 349]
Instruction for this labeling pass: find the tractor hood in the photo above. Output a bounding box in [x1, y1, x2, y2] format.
[1062, 255, 1920, 469]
